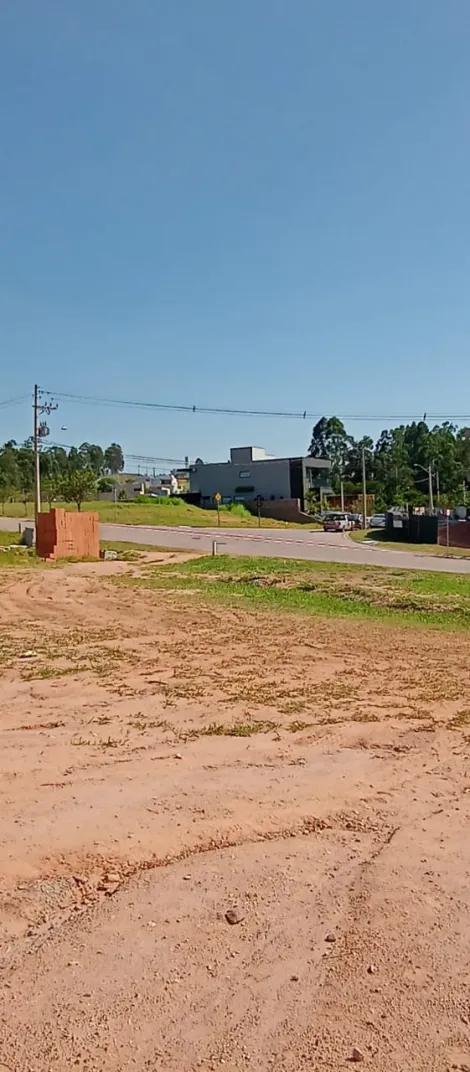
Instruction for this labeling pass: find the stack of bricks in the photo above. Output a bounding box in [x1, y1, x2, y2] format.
[36, 508, 99, 560]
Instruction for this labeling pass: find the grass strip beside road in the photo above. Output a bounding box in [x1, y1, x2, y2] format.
[0, 531, 22, 546]
[118, 553, 470, 632]
[100, 539, 190, 555]
[0, 529, 39, 566]
[1, 500, 318, 529]
[0, 532, 190, 567]
[351, 528, 470, 557]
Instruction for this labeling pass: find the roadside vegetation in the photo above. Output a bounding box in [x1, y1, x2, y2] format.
[309, 415, 470, 510]
[0, 498, 309, 528]
[0, 530, 38, 566]
[120, 553, 470, 631]
[2, 414, 470, 531]
[99, 539, 189, 554]
[0, 439, 316, 526]
[0, 531, 189, 567]
[351, 527, 470, 558]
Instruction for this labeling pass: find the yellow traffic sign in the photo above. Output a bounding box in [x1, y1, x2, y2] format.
[214, 492, 221, 502]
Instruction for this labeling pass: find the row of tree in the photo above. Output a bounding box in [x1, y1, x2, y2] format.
[3, 421, 470, 514]
[308, 418, 470, 508]
[0, 440, 125, 511]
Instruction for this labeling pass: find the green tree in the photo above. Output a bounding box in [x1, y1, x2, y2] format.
[0, 441, 19, 493]
[403, 421, 430, 475]
[42, 446, 68, 482]
[41, 475, 59, 509]
[308, 416, 352, 487]
[456, 428, 470, 494]
[425, 423, 462, 503]
[374, 426, 414, 507]
[60, 469, 96, 511]
[344, 436, 374, 485]
[97, 476, 116, 493]
[16, 443, 34, 514]
[79, 443, 105, 475]
[67, 446, 85, 471]
[104, 443, 124, 475]
[0, 476, 15, 513]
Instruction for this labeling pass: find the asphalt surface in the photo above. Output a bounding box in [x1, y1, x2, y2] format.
[2, 516, 470, 573]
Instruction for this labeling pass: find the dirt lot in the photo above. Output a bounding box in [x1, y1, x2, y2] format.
[1, 558, 470, 1071]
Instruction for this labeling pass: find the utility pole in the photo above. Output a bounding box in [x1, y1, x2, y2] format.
[362, 447, 367, 530]
[33, 384, 40, 520]
[33, 386, 58, 522]
[428, 463, 434, 513]
[340, 479, 345, 512]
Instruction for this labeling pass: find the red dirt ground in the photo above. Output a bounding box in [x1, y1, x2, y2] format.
[1, 561, 470, 1071]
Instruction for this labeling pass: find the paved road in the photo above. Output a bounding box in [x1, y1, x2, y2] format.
[2, 516, 470, 574]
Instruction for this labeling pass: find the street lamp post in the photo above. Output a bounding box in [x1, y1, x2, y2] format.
[362, 448, 367, 530]
[428, 463, 434, 512]
[415, 462, 435, 513]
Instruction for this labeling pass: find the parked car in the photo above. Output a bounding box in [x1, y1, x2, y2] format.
[369, 513, 387, 529]
[323, 512, 353, 532]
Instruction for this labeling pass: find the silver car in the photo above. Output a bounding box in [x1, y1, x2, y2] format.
[369, 513, 387, 529]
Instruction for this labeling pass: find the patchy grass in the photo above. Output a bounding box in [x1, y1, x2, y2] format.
[100, 733, 129, 749]
[118, 553, 470, 631]
[100, 539, 170, 553]
[0, 527, 40, 566]
[22, 665, 76, 681]
[191, 720, 279, 738]
[447, 709, 470, 730]
[0, 530, 22, 546]
[100, 539, 193, 559]
[127, 716, 174, 733]
[0, 532, 191, 566]
[0, 547, 39, 566]
[0, 623, 136, 681]
[1, 499, 313, 529]
[287, 719, 315, 733]
[350, 529, 470, 558]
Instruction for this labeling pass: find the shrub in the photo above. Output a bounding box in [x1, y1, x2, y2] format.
[133, 494, 182, 506]
[220, 502, 252, 518]
[97, 477, 116, 493]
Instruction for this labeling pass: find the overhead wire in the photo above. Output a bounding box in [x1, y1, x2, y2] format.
[0, 394, 31, 409]
[47, 390, 470, 423]
[47, 442, 185, 467]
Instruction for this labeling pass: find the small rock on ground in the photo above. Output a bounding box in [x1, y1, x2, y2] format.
[225, 907, 244, 926]
[351, 1047, 365, 1062]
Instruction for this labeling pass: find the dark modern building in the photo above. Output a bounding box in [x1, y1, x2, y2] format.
[189, 446, 331, 510]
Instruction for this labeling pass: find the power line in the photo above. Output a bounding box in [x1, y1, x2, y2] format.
[128, 455, 186, 469]
[47, 442, 185, 467]
[3, 387, 468, 425]
[127, 452, 185, 466]
[48, 389, 470, 423]
[0, 394, 31, 409]
[50, 390, 317, 419]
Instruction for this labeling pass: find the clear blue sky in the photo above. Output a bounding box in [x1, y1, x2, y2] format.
[1, 0, 470, 466]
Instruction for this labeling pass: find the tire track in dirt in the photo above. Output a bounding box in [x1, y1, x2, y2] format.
[2, 563, 470, 1070]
